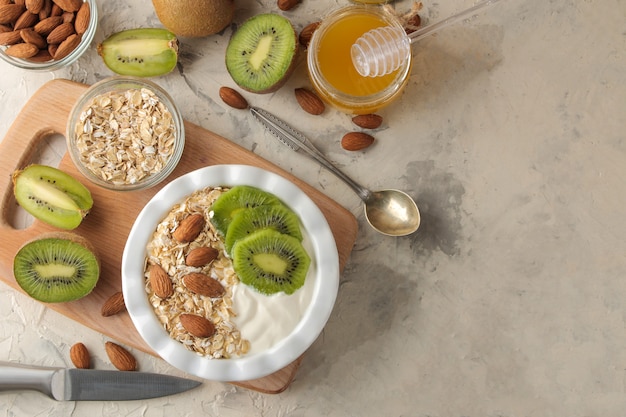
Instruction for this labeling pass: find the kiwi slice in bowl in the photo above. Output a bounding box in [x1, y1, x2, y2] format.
[210, 185, 283, 235]
[13, 232, 100, 303]
[224, 204, 303, 255]
[225, 13, 298, 93]
[232, 228, 310, 295]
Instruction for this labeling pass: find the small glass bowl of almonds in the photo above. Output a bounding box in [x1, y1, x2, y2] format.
[0, 0, 97, 71]
[66, 76, 185, 191]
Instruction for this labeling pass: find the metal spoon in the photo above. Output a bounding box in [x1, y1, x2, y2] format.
[250, 107, 420, 236]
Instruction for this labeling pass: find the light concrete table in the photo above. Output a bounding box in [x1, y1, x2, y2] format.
[1, 0, 625, 415]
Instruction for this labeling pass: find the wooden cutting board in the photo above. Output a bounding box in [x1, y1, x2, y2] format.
[0, 79, 358, 394]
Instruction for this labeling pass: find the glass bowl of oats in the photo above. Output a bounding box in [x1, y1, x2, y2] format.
[66, 76, 185, 191]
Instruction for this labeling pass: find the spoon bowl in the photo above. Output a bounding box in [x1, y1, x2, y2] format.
[364, 189, 420, 236]
[250, 107, 421, 237]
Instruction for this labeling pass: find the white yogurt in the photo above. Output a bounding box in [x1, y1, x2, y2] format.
[230, 234, 316, 356]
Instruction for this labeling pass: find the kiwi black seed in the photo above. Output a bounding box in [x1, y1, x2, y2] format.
[225, 13, 298, 94]
[232, 228, 310, 295]
[225, 204, 303, 254]
[97, 28, 179, 77]
[12, 164, 93, 230]
[210, 185, 283, 235]
[13, 232, 100, 303]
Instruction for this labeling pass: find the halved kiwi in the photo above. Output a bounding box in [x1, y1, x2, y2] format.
[12, 164, 93, 230]
[232, 228, 310, 295]
[224, 204, 303, 254]
[225, 13, 298, 93]
[13, 232, 100, 303]
[97, 28, 179, 77]
[210, 185, 283, 235]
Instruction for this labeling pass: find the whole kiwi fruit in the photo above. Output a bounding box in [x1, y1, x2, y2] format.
[152, 0, 235, 38]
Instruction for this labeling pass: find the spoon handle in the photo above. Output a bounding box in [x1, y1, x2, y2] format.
[250, 107, 372, 201]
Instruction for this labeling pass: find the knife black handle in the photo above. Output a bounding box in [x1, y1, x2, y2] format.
[0, 361, 59, 399]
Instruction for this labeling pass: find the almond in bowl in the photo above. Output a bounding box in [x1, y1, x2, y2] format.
[0, 0, 98, 71]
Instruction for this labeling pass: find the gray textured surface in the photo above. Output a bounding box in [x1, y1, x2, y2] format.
[1, 0, 625, 415]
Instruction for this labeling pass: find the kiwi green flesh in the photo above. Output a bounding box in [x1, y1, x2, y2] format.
[225, 204, 302, 255]
[225, 14, 297, 93]
[13, 165, 93, 230]
[210, 185, 283, 235]
[13, 237, 100, 303]
[98, 28, 179, 77]
[232, 229, 310, 295]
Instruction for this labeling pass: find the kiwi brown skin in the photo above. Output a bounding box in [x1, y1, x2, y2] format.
[13, 232, 100, 303]
[152, 0, 235, 38]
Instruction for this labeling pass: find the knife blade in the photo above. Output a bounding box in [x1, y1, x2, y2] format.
[0, 362, 201, 401]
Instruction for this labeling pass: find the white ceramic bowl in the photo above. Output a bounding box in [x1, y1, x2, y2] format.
[121, 165, 339, 381]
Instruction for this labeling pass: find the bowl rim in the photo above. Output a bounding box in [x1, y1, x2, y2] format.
[121, 164, 340, 381]
[66, 75, 185, 191]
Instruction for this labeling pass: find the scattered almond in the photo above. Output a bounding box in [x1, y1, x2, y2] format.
[0, 4, 25, 25]
[5, 41, 38, 57]
[46, 21, 73, 44]
[298, 21, 320, 48]
[52, 32, 78, 59]
[179, 314, 216, 338]
[405, 14, 422, 34]
[185, 246, 219, 267]
[172, 213, 205, 242]
[183, 272, 225, 298]
[105, 341, 137, 371]
[277, 0, 299, 11]
[294, 87, 325, 115]
[69, 342, 90, 369]
[341, 131, 375, 151]
[351, 113, 383, 129]
[219, 86, 248, 110]
[101, 291, 126, 317]
[149, 264, 173, 299]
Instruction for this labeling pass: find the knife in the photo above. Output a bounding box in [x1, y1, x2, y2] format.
[0, 362, 201, 401]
